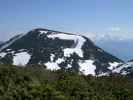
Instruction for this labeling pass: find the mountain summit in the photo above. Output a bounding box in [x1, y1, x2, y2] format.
[0, 28, 123, 75]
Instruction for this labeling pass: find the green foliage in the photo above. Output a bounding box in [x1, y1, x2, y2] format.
[0, 65, 133, 100]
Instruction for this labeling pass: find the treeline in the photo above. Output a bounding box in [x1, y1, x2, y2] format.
[0, 65, 133, 100]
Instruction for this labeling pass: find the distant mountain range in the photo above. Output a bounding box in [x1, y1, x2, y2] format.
[96, 40, 133, 61]
[0, 28, 132, 76]
[86, 33, 133, 61]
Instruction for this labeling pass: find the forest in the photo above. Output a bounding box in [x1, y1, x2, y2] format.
[0, 65, 133, 100]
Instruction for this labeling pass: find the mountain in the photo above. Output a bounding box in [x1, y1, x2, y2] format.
[0, 28, 123, 75]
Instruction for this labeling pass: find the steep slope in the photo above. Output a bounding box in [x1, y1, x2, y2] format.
[0, 28, 123, 75]
[113, 60, 133, 75]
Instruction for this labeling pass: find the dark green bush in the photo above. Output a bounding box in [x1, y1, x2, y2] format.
[0, 65, 133, 100]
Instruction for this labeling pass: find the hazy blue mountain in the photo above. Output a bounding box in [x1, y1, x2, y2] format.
[96, 40, 133, 61]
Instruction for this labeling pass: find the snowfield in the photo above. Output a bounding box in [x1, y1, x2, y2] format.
[108, 62, 120, 70]
[13, 52, 31, 66]
[79, 60, 96, 75]
[45, 54, 64, 71]
[48, 33, 86, 57]
[113, 61, 133, 74]
[45, 62, 61, 70]
[39, 30, 48, 34]
[63, 48, 83, 57]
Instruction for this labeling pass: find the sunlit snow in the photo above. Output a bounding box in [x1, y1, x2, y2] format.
[56, 58, 65, 64]
[50, 54, 55, 62]
[39, 30, 48, 34]
[79, 60, 96, 75]
[63, 48, 83, 57]
[45, 55, 65, 70]
[13, 52, 31, 66]
[113, 62, 133, 74]
[45, 62, 60, 70]
[108, 62, 120, 70]
[48, 33, 86, 57]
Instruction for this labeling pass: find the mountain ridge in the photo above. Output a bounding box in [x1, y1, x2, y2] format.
[0, 28, 124, 76]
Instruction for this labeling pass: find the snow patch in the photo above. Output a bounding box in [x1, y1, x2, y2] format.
[48, 33, 86, 57]
[47, 33, 86, 48]
[45, 62, 60, 70]
[108, 62, 120, 70]
[97, 49, 103, 52]
[63, 48, 83, 57]
[0, 52, 7, 58]
[113, 62, 133, 74]
[121, 71, 129, 75]
[6, 49, 12, 51]
[39, 30, 48, 34]
[18, 49, 26, 52]
[45, 57, 65, 71]
[98, 72, 110, 76]
[56, 58, 65, 64]
[48, 33, 78, 41]
[50, 54, 55, 62]
[13, 52, 31, 66]
[67, 64, 72, 68]
[79, 60, 96, 75]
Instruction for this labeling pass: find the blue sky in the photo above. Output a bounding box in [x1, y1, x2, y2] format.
[0, 0, 133, 40]
[0, 0, 133, 60]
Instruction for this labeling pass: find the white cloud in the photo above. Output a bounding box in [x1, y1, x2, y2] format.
[84, 31, 133, 42]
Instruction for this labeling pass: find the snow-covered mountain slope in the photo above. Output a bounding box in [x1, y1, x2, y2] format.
[112, 60, 133, 75]
[0, 28, 123, 75]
